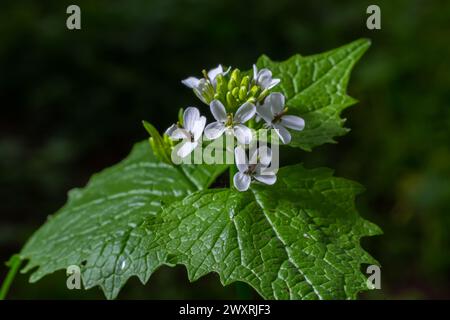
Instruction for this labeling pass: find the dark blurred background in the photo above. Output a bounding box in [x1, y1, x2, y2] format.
[1, 0, 449, 299]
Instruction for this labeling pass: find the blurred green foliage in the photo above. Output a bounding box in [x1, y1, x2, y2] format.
[0, 0, 449, 299]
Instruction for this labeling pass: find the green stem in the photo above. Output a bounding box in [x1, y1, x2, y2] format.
[0, 255, 22, 300]
[229, 165, 237, 189]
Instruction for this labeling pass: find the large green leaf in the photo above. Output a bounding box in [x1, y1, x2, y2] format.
[257, 38, 370, 151]
[20, 148, 380, 299]
[19, 141, 227, 299]
[147, 164, 381, 299]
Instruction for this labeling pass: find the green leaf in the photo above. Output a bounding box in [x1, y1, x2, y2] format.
[142, 120, 172, 164]
[19, 141, 227, 299]
[257, 38, 371, 151]
[146, 164, 381, 299]
[20, 149, 380, 299]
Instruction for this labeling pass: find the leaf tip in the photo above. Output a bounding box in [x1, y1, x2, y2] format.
[142, 120, 153, 135]
[354, 38, 372, 56]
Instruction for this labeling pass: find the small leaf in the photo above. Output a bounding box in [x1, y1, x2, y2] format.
[142, 120, 172, 164]
[257, 38, 370, 151]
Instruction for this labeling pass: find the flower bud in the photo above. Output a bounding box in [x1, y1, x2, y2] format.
[177, 108, 184, 125]
[226, 91, 238, 109]
[257, 89, 269, 101]
[215, 75, 227, 101]
[163, 132, 174, 147]
[249, 85, 260, 98]
[246, 97, 256, 104]
[227, 78, 237, 91]
[240, 75, 250, 88]
[230, 69, 241, 85]
[232, 87, 239, 98]
[239, 86, 247, 101]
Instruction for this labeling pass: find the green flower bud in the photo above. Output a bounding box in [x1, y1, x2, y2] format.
[240, 75, 250, 89]
[202, 69, 209, 80]
[230, 69, 241, 84]
[257, 89, 269, 102]
[239, 86, 247, 101]
[232, 87, 239, 98]
[216, 74, 226, 95]
[246, 97, 256, 104]
[226, 91, 238, 109]
[177, 108, 184, 125]
[227, 78, 237, 91]
[249, 85, 260, 98]
[163, 132, 174, 147]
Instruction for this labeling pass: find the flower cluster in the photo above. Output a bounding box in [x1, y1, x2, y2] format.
[165, 64, 305, 191]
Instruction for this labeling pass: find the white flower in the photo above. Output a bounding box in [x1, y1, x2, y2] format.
[181, 65, 230, 104]
[165, 107, 206, 158]
[206, 65, 231, 87]
[182, 65, 230, 90]
[233, 146, 277, 192]
[256, 93, 305, 144]
[204, 100, 256, 144]
[252, 64, 281, 90]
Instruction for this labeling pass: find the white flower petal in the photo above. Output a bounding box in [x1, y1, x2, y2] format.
[234, 146, 248, 172]
[280, 115, 305, 131]
[256, 104, 274, 124]
[252, 64, 258, 81]
[258, 146, 272, 166]
[234, 102, 256, 123]
[233, 172, 251, 192]
[165, 123, 177, 137]
[248, 147, 258, 165]
[267, 78, 281, 89]
[210, 100, 227, 122]
[192, 116, 206, 141]
[193, 87, 208, 104]
[257, 69, 272, 85]
[183, 107, 200, 131]
[166, 125, 189, 140]
[204, 122, 226, 140]
[274, 124, 291, 144]
[177, 141, 197, 158]
[207, 65, 223, 81]
[254, 173, 277, 185]
[181, 77, 200, 89]
[233, 124, 253, 144]
[267, 93, 285, 114]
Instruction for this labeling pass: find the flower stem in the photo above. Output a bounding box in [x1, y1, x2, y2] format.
[0, 255, 21, 300]
[229, 165, 237, 189]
